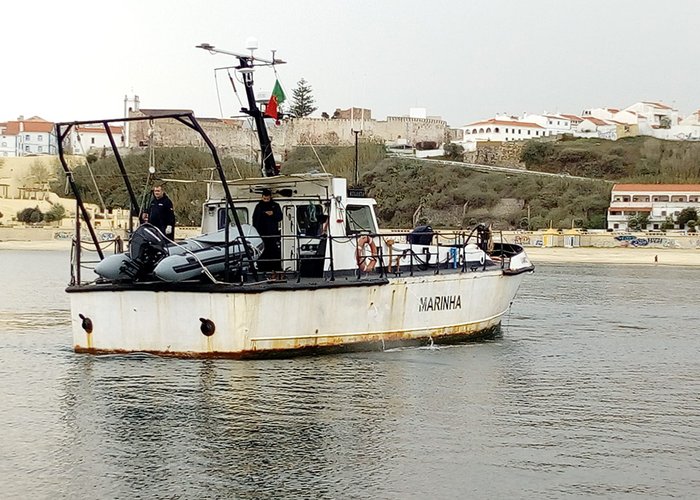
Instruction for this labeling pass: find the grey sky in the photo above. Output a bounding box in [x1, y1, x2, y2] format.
[4, 0, 699, 127]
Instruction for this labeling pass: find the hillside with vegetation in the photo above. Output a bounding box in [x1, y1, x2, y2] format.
[522, 136, 700, 181]
[57, 136, 700, 231]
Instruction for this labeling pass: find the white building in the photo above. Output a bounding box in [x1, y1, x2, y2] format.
[582, 107, 620, 121]
[607, 183, 700, 231]
[463, 119, 546, 142]
[69, 125, 125, 155]
[680, 109, 700, 126]
[0, 117, 56, 156]
[575, 117, 617, 140]
[624, 101, 678, 128]
[0, 122, 16, 157]
[522, 114, 572, 135]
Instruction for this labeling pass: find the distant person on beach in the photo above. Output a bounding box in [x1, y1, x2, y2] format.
[252, 188, 283, 271]
[147, 184, 175, 239]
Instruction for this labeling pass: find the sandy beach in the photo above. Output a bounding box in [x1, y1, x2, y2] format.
[0, 240, 73, 251]
[1, 238, 699, 266]
[525, 246, 700, 266]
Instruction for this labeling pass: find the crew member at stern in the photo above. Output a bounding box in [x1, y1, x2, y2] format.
[148, 184, 176, 239]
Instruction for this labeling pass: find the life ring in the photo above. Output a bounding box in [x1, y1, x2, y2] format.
[356, 235, 378, 272]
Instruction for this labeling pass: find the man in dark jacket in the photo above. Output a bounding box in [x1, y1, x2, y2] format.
[252, 188, 283, 271]
[148, 184, 176, 239]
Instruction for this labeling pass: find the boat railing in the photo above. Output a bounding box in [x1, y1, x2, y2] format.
[252, 226, 515, 283]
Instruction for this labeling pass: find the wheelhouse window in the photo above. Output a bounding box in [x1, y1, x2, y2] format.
[217, 207, 249, 229]
[346, 205, 377, 235]
[296, 203, 324, 236]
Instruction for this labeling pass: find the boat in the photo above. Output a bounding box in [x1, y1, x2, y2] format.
[55, 43, 534, 359]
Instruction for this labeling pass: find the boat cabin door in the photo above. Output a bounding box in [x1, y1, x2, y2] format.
[282, 205, 297, 272]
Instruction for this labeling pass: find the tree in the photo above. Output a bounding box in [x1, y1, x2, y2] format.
[44, 204, 66, 223]
[443, 143, 464, 161]
[289, 78, 317, 118]
[17, 206, 43, 224]
[661, 217, 675, 230]
[677, 207, 697, 228]
[520, 141, 555, 167]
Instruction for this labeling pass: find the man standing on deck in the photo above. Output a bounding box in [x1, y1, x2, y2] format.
[148, 184, 175, 239]
[252, 188, 283, 272]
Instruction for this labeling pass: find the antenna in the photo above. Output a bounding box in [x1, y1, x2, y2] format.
[197, 41, 285, 177]
[196, 43, 286, 66]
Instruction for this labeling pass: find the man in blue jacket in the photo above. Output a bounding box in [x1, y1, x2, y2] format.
[147, 184, 175, 239]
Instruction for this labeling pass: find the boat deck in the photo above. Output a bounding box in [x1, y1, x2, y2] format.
[67, 263, 505, 293]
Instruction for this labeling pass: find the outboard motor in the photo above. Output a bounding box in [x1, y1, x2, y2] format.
[121, 223, 169, 279]
[407, 225, 434, 245]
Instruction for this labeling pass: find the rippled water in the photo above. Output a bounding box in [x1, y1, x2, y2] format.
[1, 250, 699, 499]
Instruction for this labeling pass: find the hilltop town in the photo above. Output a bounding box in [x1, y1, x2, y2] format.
[2, 97, 700, 238]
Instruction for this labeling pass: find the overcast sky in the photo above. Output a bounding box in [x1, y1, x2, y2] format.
[3, 0, 699, 127]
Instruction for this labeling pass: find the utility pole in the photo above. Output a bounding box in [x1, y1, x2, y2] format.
[352, 129, 362, 185]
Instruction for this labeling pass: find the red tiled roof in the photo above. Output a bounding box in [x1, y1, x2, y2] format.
[4, 121, 55, 134]
[561, 114, 582, 121]
[582, 117, 610, 126]
[613, 184, 700, 192]
[75, 125, 124, 134]
[465, 118, 543, 129]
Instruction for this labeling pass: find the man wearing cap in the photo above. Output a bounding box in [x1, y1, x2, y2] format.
[252, 188, 283, 272]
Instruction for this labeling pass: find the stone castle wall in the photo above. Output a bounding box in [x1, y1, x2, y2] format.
[128, 111, 449, 162]
[464, 141, 526, 168]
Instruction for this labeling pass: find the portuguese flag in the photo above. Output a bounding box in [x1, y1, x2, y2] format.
[266, 80, 286, 121]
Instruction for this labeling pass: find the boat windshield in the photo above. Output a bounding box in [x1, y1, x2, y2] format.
[346, 205, 376, 234]
[217, 207, 249, 229]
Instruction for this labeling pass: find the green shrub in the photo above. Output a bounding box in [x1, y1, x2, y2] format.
[17, 206, 43, 223]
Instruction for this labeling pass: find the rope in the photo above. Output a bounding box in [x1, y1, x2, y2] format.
[215, 70, 224, 119]
[75, 131, 107, 212]
[308, 143, 327, 173]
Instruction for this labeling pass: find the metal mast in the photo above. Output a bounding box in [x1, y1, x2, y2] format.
[196, 42, 285, 177]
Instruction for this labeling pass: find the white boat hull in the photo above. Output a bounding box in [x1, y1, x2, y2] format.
[69, 269, 528, 358]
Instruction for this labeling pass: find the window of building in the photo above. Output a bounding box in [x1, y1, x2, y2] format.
[38, 146, 43, 152]
[25, 135, 30, 140]
[653, 224, 659, 230]
[1, 142, 5, 147]
[91, 137, 95, 144]
[613, 223, 619, 229]
[38, 135, 43, 141]
[661, 211, 667, 216]
[518, 129, 521, 134]
[527, 130, 531, 135]
[25, 145, 30, 151]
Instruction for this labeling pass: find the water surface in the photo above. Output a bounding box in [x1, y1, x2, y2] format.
[1, 251, 698, 498]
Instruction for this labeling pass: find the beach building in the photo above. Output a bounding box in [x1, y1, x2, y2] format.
[607, 184, 700, 231]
